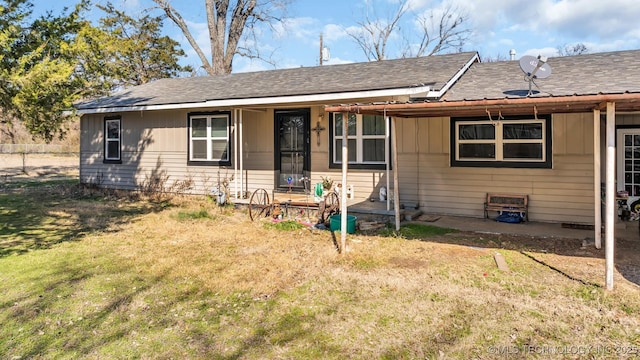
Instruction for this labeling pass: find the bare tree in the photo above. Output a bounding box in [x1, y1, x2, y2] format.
[346, 1, 409, 61]
[557, 43, 589, 56]
[152, 0, 288, 75]
[347, 0, 471, 61]
[404, 5, 471, 57]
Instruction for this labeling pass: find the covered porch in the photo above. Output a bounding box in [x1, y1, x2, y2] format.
[326, 94, 640, 290]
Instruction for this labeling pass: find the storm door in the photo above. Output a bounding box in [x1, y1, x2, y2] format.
[275, 109, 310, 190]
[617, 128, 640, 198]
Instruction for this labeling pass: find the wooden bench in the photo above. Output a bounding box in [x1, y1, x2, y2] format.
[484, 193, 529, 221]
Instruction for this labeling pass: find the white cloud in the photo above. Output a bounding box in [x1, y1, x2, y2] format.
[586, 39, 640, 53]
[455, 0, 640, 42]
[274, 17, 319, 41]
[521, 46, 558, 58]
[233, 59, 272, 73]
[448, 0, 640, 59]
[542, 0, 640, 40]
[323, 24, 350, 42]
[109, 0, 145, 15]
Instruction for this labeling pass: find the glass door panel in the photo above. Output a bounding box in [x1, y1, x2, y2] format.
[617, 129, 640, 197]
[275, 110, 310, 190]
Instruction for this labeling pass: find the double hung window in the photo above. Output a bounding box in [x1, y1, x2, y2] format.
[331, 113, 387, 169]
[188, 112, 231, 165]
[104, 116, 121, 163]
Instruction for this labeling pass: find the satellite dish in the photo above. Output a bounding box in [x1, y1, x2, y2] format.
[519, 55, 552, 79]
[519, 55, 552, 96]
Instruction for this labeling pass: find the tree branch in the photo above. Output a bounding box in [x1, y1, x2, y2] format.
[347, 0, 409, 61]
[152, 0, 214, 74]
[416, 6, 470, 57]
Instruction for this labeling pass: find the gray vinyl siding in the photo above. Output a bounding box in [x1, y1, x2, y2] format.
[80, 109, 275, 195]
[617, 113, 640, 125]
[394, 113, 596, 224]
[81, 106, 614, 224]
[80, 102, 412, 200]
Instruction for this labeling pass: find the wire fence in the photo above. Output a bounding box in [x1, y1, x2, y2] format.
[0, 144, 78, 155]
[0, 151, 79, 180]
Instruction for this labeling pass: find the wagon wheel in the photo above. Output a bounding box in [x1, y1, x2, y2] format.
[249, 188, 271, 221]
[320, 192, 340, 224]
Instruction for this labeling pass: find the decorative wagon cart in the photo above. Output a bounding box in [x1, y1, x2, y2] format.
[248, 188, 340, 224]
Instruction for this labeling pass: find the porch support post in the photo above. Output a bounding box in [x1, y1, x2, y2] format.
[593, 109, 602, 249]
[340, 112, 349, 254]
[234, 109, 239, 199]
[385, 113, 391, 211]
[391, 116, 401, 231]
[605, 102, 615, 290]
[239, 109, 244, 198]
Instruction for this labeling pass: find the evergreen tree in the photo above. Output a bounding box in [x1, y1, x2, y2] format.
[0, 0, 191, 142]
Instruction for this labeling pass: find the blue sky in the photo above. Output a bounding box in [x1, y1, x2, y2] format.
[38, 0, 640, 74]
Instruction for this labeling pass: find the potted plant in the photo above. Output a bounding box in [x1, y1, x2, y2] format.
[321, 176, 333, 191]
[321, 176, 333, 194]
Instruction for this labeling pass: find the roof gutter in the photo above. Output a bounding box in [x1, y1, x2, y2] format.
[75, 85, 433, 114]
[325, 93, 640, 114]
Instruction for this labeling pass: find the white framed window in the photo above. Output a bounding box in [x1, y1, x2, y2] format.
[331, 113, 387, 169]
[188, 112, 231, 165]
[616, 128, 640, 198]
[452, 115, 551, 168]
[104, 117, 121, 162]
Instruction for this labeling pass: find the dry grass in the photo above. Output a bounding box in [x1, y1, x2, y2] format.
[1, 183, 639, 359]
[115, 200, 337, 297]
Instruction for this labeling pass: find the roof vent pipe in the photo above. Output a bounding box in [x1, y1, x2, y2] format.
[509, 49, 516, 61]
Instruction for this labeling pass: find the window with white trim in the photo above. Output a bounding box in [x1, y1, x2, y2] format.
[104, 117, 121, 163]
[188, 112, 231, 165]
[451, 115, 552, 168]
[330, 113, 388, 169]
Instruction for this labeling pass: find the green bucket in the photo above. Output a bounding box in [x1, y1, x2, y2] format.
[329, 214, 357, 234]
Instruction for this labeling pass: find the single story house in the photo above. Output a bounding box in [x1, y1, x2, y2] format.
[76, 49, 640, 229]
[75, 51, 479, 202]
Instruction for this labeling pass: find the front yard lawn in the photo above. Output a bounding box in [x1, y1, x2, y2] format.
[1, 182, 638, 359]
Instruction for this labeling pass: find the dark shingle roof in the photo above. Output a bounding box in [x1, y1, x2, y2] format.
[77, 52, 478, 111]
[444, 49, 640, 101]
